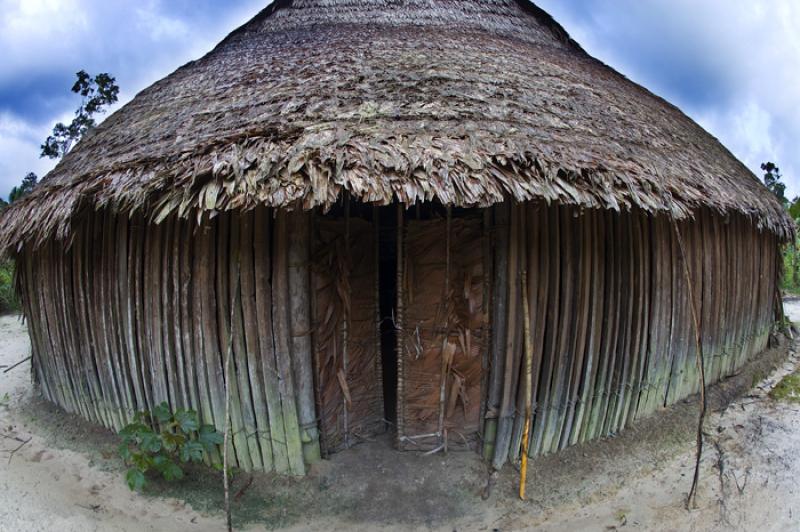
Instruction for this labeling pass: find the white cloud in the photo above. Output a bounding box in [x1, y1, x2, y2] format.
[538, 0, 800, 197]
[0, 113, 57, 197]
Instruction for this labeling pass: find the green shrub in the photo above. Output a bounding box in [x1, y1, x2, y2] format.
[0, 260, 19, 314]
[118, 402, 223, 491]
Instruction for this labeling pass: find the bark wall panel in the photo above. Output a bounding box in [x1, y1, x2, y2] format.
[312, 216, 384, 454]
[399, 215, 488, 452]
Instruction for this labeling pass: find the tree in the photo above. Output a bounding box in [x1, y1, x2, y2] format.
[41, 71, 119, 159]
[789, 196, 800, 222]
[8, 172, 38, 203]
[762, 162, 787, 207]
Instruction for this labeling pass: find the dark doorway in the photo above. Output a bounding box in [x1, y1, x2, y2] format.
[378, 206, 398, 426]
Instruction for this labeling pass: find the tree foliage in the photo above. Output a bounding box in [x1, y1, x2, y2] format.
[762, 162, 787, 207]
[8, 172, 38, 203]
[41, 71, 119, 159]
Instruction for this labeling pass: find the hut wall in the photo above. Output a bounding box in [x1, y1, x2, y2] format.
[485, 203, 781, 466]
[18, 208, 319, 475]
[16, 201, 782, 474]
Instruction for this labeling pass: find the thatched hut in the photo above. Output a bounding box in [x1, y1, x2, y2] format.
[0, 0, 792, 475]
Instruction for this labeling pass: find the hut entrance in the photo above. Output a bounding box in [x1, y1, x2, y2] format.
[396, 207, 489, 451]
[311, 203, 488, 456]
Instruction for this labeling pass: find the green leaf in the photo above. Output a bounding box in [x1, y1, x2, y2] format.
[119, 423, 150, 443]
[140, 432, 162, 454]
[198, 425, 223, 448]
[152, 402, 172, 424]
[118, 443, 132, 462]
[132, 453, 154, 472]
[174, 410, 199, 433]
[161, 460, 184, 482]
[162, 431, 186, 452]
[179, 441, 205, 463]
[126, 468, 146, 491]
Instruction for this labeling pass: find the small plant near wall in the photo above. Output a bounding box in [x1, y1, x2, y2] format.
[118, 402, 223, 491]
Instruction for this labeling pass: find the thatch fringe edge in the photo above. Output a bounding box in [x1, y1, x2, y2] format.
[0, 133, 793, 255]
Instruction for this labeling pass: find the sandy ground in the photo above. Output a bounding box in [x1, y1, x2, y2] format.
[1, 304, 799, 531]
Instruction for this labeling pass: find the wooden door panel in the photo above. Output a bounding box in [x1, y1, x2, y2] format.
[312, 217, 383, 453]
[398, 215, 487, 451]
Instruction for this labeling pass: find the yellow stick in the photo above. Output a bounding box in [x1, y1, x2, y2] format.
[520, 264, 533, 500]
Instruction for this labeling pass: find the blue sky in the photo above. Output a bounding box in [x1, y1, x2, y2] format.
[0, 0, 798, 200]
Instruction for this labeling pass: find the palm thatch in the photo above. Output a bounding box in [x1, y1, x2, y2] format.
[0, 0, 792, 252]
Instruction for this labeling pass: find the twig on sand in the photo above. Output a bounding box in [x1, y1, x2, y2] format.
[6, 436, 32, 464]
[234, 476, 254, 503]
[3, 356, 31, 374]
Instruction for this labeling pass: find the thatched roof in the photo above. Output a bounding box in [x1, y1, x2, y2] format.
[1, 0, 793, 251]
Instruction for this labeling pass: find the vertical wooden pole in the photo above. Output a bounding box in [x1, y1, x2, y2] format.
[241, 211, 274, 470]
[342, 195, 351, 449]
[436, 206, 453, 446]
[288, 209, 322, 464]
[396, 203, 405, 446]
[272, 210, 306, 475]
[493, 202, 520, 469]
[519, 256, 533, 498]
[484, 203, 508, 460]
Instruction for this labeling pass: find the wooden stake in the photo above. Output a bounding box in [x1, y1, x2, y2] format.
[436, 206, 453, 446]
[519, 266, 533, 500]
[222, 263, 240, 532]
[396, 203, 405, 446]
[342, 195, 351, 449]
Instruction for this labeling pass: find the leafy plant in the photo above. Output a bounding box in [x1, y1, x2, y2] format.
[118, 402, 223, 491]
[0, 261, 19, 314]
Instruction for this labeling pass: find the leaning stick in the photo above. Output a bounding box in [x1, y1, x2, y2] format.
[656, 172, 707, 509]
[676, 220, 707, 509]
[519, 268, 533, 500]
[3, 356, 31, 374]
[223, 266, 241, 532]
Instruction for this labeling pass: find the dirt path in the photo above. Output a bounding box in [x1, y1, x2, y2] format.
[1, 307, 799, 531]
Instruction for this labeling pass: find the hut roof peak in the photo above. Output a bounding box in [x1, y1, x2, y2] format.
[231, 0, 580, 50]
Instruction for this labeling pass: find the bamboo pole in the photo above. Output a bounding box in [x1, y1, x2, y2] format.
[342, 196, 351, 450]
[216, 213, 251, 471]
[228, 215, 264, 470]
[493, 203, 520, 468]
[436, 206, 453, 447]
[483, 202, 509, 460]
[254, 207, 289, 473]
[288, 209, 322, 464]
[531, 205, 558, 454]
[396, 203, 406, 446]
[222, 261, 240, 532]
[272, 210, 306, 475]
[519, 267, 533, 498]
[479, 208, 493, 443]
[240, 211, 274, 470]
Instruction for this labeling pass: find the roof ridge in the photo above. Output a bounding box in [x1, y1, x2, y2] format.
[219, 0, 583, 52]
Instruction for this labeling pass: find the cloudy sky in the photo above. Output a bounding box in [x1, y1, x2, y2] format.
[0, 0, 798, 200]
